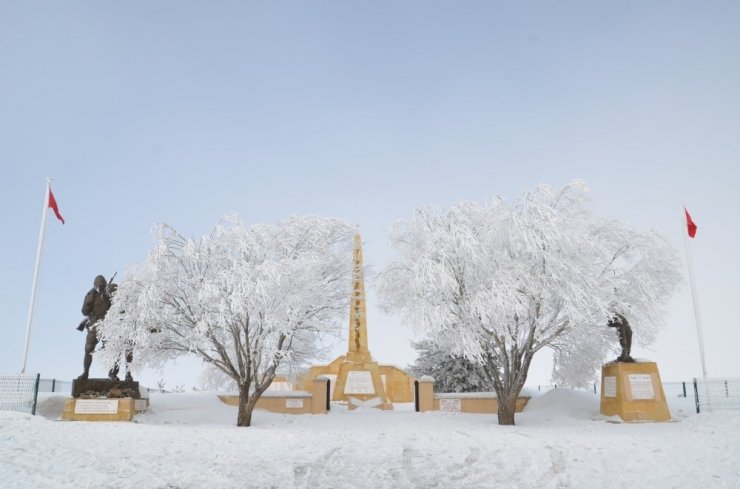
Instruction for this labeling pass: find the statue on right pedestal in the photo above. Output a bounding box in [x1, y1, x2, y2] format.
[608, 313, 635, 363]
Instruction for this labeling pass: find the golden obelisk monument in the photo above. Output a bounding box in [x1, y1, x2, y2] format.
[331, 234, 391, 409]
[346, 233, 371, 363]
[301, 233, 414, 408]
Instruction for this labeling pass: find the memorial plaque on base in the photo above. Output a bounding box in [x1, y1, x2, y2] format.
[604, 376, 617, 398]
[628, 374, 655, 400]
[62, 397, 135, 421]
[74, 399, 119, 414]
[344, 371, 375, 394]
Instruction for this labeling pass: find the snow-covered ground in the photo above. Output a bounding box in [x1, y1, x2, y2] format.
[2, 389, 738, 488]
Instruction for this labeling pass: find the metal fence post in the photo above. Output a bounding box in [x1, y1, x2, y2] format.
[51, 378, 56, 393]
[31, 373, 40, 416]
[414, 380, 420, 412]
[725, 380, 729, 398]
[693, 378, 700, 414]
[682, 381, 686, 398]
[326, 379, 331, 411]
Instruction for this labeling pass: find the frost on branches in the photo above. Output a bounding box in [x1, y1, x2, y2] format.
[98, 214, 355, 426]
[378, 182, 680, 425]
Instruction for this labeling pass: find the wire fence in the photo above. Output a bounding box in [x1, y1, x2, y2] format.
[528, 378, 740, 413]
[0, 374, 40, 415]
[37, 378, 73, 395]
[693, 378, 740, 413]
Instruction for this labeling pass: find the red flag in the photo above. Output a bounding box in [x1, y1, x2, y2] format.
[48, 187, 65, 224]
[684, 208, 697, 238]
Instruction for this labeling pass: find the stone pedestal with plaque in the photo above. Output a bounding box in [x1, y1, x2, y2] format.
[600, 362, 671, 422]
[61, 397, 136, 421]
[61, 378, 143, 421]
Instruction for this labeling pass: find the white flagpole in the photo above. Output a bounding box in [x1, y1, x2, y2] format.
[682, 207, 707, 381]
[20, 178, 51, 374]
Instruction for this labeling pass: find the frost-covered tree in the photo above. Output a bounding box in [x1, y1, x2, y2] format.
[377, 182, 680, 425]
[98, 214, 354, 426]
[408, 340, 495, 393]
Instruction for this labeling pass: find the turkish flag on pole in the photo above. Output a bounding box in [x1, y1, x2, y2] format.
[48, 187, 65, 224]
[684, 208, 697, 238]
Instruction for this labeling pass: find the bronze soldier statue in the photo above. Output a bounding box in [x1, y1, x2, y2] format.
[76, 274, 133, 381]
[608, 313, 635, 363]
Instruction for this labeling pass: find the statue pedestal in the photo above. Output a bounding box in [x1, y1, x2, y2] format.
[600, 362, 671, 422]
[61, 378, 143, 422]
[61, 397, 136, 421]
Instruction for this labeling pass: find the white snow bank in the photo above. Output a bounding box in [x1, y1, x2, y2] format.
[518, 388, 600, 423]
[1, 390, 737, 489]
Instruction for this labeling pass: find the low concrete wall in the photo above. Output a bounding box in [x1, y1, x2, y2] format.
[416, 377, 529, 414]
[218, 378, 329, 415]
[433, 393, 529, 414]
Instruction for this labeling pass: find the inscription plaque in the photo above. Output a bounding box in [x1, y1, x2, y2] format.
[74, 399, 119, 414]
[604, 376, 617, 398]
[285, 399, 304, 409]
[344, 370, 375, 394]
[628, 374, 655, 400]
[439, 398, 461, 412]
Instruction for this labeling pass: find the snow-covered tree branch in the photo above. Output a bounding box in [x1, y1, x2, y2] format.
[377, 182, 680, 425]
[98, 214, 355, 426]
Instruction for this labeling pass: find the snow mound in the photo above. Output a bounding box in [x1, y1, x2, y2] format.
[519, 388, 600, 423]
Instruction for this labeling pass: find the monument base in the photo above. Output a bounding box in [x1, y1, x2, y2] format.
[333, 360, 389, 406]
[600, 361, 670, 422]
[61, 397, 136, 421]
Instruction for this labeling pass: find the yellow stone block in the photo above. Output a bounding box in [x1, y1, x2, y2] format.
[61, 398, 135, 422]
[600, 362, 671, 422]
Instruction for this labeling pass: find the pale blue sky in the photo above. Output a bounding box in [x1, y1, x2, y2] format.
[2, 1, 738, 388]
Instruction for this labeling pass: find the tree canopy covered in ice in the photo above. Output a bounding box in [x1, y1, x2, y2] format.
[378, 182, 680, 424]
[98, 214, 355, 425]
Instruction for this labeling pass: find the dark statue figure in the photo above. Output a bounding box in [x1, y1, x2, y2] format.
[608, 313, 635, 363]
[76, 274, 133, 381]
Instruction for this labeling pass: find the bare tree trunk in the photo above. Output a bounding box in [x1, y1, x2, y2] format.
[233, 363, 281, 427]
[496, 390, 520, 425]
[493, 351, 532, 426]
[237, 383, 255, 427]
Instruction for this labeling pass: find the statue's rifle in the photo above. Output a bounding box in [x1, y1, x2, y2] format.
[106, 271, 118, 296]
